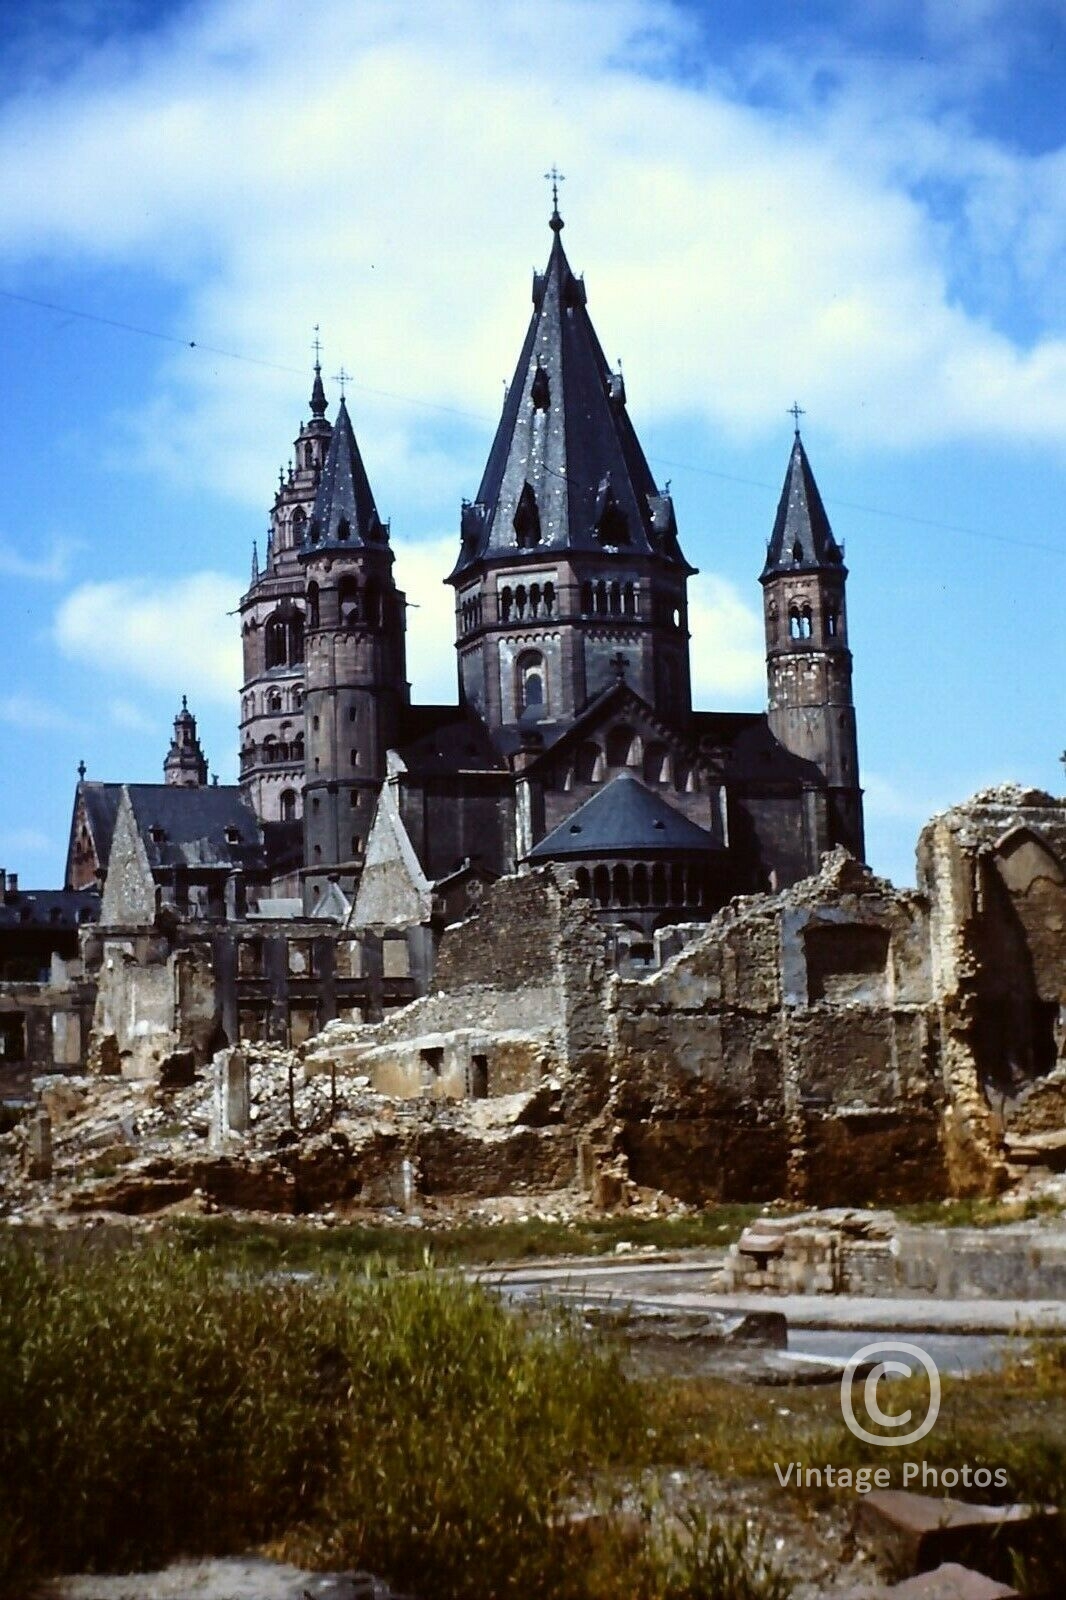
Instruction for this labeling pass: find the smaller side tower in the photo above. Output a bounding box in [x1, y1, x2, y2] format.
[761, 425, 864, 860]
[164, 697, 208, 787]
[238, 358, 333, 823]
[300, 391, 408, 907]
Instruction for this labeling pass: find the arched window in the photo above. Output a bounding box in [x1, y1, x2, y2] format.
[827, 608, 839, 638]
[291, 685, 303, 710]
[516, 650, 545, 714]
[592, 865, 611, 907]
[265, 614, 287, 668]
[574, 867, 591, 898]
[268, 690, 283, 713]
[608, 581, 621, 616]
[606, 724, 637, 768]
[306, 582, 320, 629]
[801, 607, 813, 639]
[279, 790, 297, 821]
[291, 508, 306, 545]
[632, 864, 649, 905]
[500, 586, 513, 622]
[576, 741, 604, 784]
[338, 576, 361, 624]
[514, 584, 527, 619]
[529, 583, 541, 618]
[543, 581, 556, 618]
[513, 481, 541, 548]
[580, 581, 593, 616]
[623, 581, 636, 617]
[304, 443, 314, 470]
[292, 735, 304, 761]
[789, 609, 802, 640]
[612, 865, 631, 907]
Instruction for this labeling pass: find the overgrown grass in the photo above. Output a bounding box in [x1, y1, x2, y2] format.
[164, 1205, 761, 1272]
[0, 1239, 787, 1599]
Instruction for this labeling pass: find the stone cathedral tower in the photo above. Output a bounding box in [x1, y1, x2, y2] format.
[238, 360, 333, 823]
[760, 426, 864, 860]
[447, 202, 695, 739]
[300, 392, 408, 907]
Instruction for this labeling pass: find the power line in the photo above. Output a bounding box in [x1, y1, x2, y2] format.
[2, 283, 1061, 557]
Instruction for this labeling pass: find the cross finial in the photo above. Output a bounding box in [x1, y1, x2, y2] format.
[181, 694, 188, 711]
[333, 365, 351, 399]
[789, 401, 805, 436]
[545, 165, 565, 230]
[312, 324, 322, 372]
[77, 759, 86, 781]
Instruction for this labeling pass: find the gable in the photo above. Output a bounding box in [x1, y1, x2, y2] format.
[99, 790, 156, 926]
[992, 825, 1065, 895]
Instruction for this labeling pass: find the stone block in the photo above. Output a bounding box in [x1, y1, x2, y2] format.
[833, 1559, 1020, 1598]
[24, 1112, 52, 1180]
[858, 1490, 1056, 1579]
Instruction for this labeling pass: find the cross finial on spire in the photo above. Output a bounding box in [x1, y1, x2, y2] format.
[77, 759, 86, 781]
[182, 694, 188, 711]
[545, 165, 565, 231]
[312, 323, 322, 372]
[789, 401, 805, 436]
[333, 365, 351, 399]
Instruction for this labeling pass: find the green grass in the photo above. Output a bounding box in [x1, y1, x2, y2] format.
[164, 1205, 762, 1272]
[895, 1194, 1065, 1228]
[0, 1238, 788, 1600]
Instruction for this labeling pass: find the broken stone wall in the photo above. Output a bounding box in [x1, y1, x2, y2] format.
[604, 851, 946, 1205]
[918, 786, 1066, 1189]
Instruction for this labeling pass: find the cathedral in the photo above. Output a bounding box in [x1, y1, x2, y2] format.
[63, 197, 864, 937]
[235, 195, 864, 930]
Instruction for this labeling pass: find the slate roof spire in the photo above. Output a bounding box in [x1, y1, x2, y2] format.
[302, 395, 386, 550]
[450, 209, 692, 579]
[310, 325, 328, 418]
[761, 429, 844, 579]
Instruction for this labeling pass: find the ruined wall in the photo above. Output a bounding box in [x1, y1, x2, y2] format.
[918, 786, 1066, 1189]
[307, 871, 583, 1097]
[601, 850, 945, 1205]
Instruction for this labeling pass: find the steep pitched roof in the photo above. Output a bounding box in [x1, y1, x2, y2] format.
[304, 396, 386, 550]
[761, 432, 844, 579]
[122, 785, 265, 871]
[450, 214, 692, 580]
[529, 771, 722, 861]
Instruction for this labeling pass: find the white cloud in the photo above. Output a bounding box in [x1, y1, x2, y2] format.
[0, 536, 80, 583]
[0, 693, 74, 731]
[53, 573, 241, 705]
[688, 576, 765, 703]
[0, 0, 1062, 515]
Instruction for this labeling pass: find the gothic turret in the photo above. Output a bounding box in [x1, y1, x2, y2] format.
[761, 427, 864, 859]
[164, 697, 208, 787]
[449, 204, 696, 740]
[300, 392, 408, 907]
[238, 354, 333, 825]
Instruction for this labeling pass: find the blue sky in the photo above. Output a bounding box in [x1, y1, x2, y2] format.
[0, 0, 1063, 889]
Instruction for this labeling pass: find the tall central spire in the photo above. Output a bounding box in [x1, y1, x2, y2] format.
[450, 211, 691, 581]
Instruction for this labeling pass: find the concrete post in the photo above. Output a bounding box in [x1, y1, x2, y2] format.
[211, 1047, 250, 1145]
[24, 1113, 52, 1180]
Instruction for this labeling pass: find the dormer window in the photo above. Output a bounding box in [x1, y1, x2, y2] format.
[594, 476, 629, 546]
[224, 826, 241, 846]
[530, 364, 550, 411]
[149, 826, 166, 845]
[337, 516, 351, 541]
[513, 482, 541, 549]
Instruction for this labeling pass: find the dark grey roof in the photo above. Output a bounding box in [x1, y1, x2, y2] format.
[396, 705, 508, 774]
[0, 887, 100, 930]
[77, 782, 124, 869]
[691, 712, 825, 785]
[761, 433, 844, 579]
[303, 397, 386, 550]
[123, 785, 266, 871]
[529, 772, 721, 861]
[450, 217, 693, 580]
